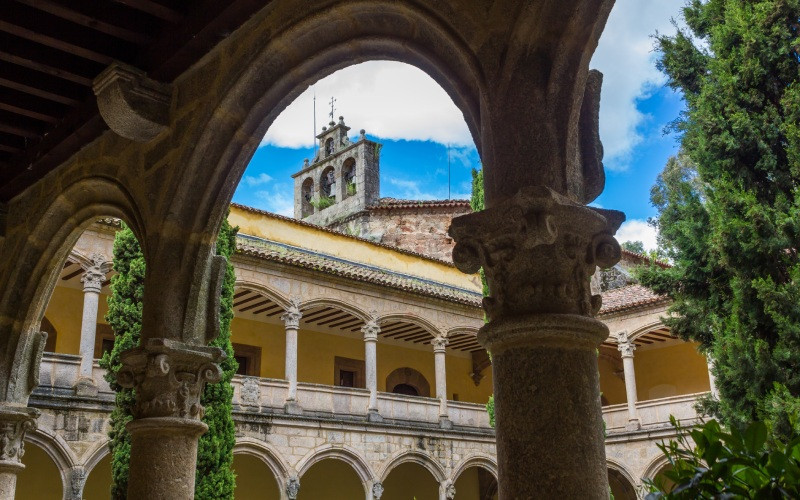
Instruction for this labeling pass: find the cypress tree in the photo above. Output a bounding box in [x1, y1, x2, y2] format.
[100, 224, 145, 499]
[639, 0, 800, 436]
[195, 215, 239, 499]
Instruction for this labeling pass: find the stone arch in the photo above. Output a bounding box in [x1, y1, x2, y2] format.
[379, 449, 446, 483]
[171, 3, 484, 266]
[606, 458, 638, 500]
[628, 321, 667, 343]
[295, 444, 373, 488]
[26, 427, 79, 490]
[320, 165, 336, 199]
[386, 367, 430, 397]
[342, 157, 356, 198]
[82, 439, 110, 472]
[378, 313, 441, 339]
[446, 326, 480, 339]
[0, 176, 143, 405]
[299, 298, 371, 323]
[233, 438, 289, 493]
[451, 454, 498, 483]
[301, 177, 314, 217]
[642, 454, 672, 482]
[233, 279, 292, 311]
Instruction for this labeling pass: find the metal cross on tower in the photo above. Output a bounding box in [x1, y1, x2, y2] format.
[328, 96, 336, 121]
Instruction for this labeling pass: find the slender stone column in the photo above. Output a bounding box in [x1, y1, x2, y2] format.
[361, 316, 381, 422]
[281, 299, 302, 414]
[0, 406, 38, 500]
[707, 356, 719, 399]
[615, 331, 640, 430]
[76, 254, 111, 396]
[450, 186, 623, 498]
[117, 338, 224, 499]
[432, 336, 451, 429]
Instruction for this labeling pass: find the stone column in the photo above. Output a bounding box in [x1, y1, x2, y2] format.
[361, 316, 381, 422]
[0, 406, 38, 500]
[707, 356, 719, 399]
[450, 186, 623, 498]
[76, 254, 111, 396]
[281, 299, 302, 415]
[432, 336, 451, 429]
[66, 467, 87, 500]
[615, 331, 640, 430]
[117, 338, 224, 499]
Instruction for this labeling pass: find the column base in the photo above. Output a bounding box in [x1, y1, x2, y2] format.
[438, 416, 453, 430]
[625, 419, 641, 431]
[284, 401, 303, 415]
[366, 409, 383, 423]
[74, 377, 98, 397]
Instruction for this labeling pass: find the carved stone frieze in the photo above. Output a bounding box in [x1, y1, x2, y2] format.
[240, 377, 260, 407]
[0, 406, 38, 465]
[117, 338, 224, 420]
[449, 186, 624, 321]
[280, 298, 302, 329]
[81, 253, 112, 293]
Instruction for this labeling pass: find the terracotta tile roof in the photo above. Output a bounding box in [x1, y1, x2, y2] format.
[235, 235, 483, 307]
[598, 284, 669, 315]
[620, 249, 671, 269]
[369, 198, 471, 210]
[230, 203, 458, 267]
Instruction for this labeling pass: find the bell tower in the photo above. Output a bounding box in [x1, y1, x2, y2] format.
[292, 116, 380, 226]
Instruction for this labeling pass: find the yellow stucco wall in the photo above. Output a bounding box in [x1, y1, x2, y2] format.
[598, 357, 627, 406]
[43, 287, 110, 355]
[232, 454, 280, 500]
[229, 205, 481, 292]
[298, 459, 365, 500]
[230, 317, 285, 378]
[634, 342, 711, 400]
[382, 462, 440, 500]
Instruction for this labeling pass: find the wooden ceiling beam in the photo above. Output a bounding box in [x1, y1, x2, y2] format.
[14, 0, 153, 45]
[0, 62, 85, 105]
[0, 88, 67, 124]
[112, 0, 183, 23]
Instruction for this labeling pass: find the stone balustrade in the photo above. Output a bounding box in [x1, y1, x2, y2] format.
[603, 393, 706, 433]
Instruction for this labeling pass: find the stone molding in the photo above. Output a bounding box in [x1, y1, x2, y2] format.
[616, 331, 635, 358]
[280, 298, 302, 329]
[80, 253, 112, 293]
[450, 186, 623, 321]
[117, 339, 223, 420]
[92, 61, 171, 142]
[0, 406, 38, 467]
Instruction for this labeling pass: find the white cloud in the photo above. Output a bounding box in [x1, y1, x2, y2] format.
[254, 184, 294, 216]
[262, 62, 473, 148]
[243, 173, 273, 187]
[386, 178, 438, 200]
[616, 219, 658, 251]
[592, 0, 684, 170]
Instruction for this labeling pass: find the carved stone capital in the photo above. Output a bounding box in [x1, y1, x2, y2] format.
[117, 339, 224, 420]
[280, 298, 302, 330]
[450, 186, 623, 321]
[361, 315, 380, 342]
[432, 336, 448, 353]
[615, 331, 635, 358]
[372, 481, 384, 499]
[93, 61, 171, 142]
[286, 476, 300, 500]
[445, 482, 457, 500]
[81, 253, 112, 293]
[0, 406, 38, 467]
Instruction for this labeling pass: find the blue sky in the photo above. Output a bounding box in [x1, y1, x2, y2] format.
[233, 1, 686, 251]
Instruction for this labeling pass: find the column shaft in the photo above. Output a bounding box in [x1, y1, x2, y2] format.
[432, 337, 449, 425]
[78, 288, 100, 379]
[285, 327, 298, 401]
[707, 357, 719, 399]
[622, 356, 639, 422]
[362, 316, 381, 421]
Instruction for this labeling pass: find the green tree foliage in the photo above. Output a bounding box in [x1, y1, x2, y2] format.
[100, 224, 145, 499]
[639, 0, 800, 436]
[470, 168, 489, 298]
[195, 216, 239, 499]
[645, 417, 800, 498]
[621, 240, 645, 255]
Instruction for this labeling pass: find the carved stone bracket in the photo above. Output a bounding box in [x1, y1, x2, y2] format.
[450, 186, 624, 321]
[81, 253, 112, 293]
[286, 476, 300, 500]
[93, 61, 171, 142]
[0, 406, 38, 469]
[117, 338, 224, 420]
[371, 481, 384, 499]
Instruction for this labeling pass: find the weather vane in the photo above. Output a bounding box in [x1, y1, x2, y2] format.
[328, 96, 336, 121]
